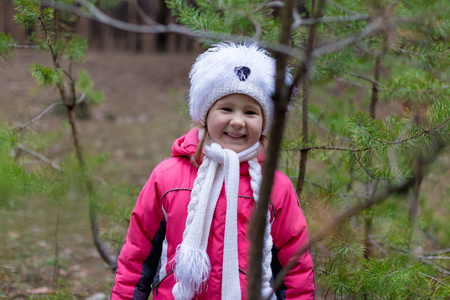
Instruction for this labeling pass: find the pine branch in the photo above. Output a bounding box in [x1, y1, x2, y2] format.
[336, 77, 449, 95]
[284, 145, 369, 152]
[351, 151, 404, 182]
[388, 85, 450, 95]
[312, 17, 384, 57]
[38, 17, 57, 62]
[375, 242, 450, 276]
[358, 115, 450, 145]
[269, 135, 448, 298]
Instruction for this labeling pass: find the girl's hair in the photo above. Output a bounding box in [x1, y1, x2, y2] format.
[194, 126, 208, 166]
[193, 126, 268, 166]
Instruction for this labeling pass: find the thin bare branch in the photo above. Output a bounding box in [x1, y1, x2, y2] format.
[266, 1, 284, 8]
[15, 145, 61, 171]
[15, 101, 63, 132]
[13, 44, 40, 49]
[312, 17, 383, 57]
[14, 93, 86, 132]
[421, 248, 450, 256]
[335, 77, 373, 89]
[39, 0, 304, 59]
[128, 0, 158, 25]
[418, 257, 450, 275]
[345, 71, 386, 89]
[295, 14, 371, 27]
[420, 256, 450, 260]
[418, 272, 447, 286]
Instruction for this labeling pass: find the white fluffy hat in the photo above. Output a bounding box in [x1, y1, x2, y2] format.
[189, 42, 281, 134]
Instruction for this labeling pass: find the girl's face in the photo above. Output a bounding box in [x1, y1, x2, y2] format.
[206, 94, 264, 153]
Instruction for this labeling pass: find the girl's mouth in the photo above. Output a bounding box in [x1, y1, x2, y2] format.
[225, 132, 246, 138]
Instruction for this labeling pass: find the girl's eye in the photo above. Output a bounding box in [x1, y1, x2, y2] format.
[221, 107, 232, 112]
[245, 111, 257, 115]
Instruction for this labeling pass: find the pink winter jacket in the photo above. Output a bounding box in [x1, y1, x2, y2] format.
[111, 128, 315, 299]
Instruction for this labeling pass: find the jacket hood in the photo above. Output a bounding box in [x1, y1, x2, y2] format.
[171, 127, 200, 158]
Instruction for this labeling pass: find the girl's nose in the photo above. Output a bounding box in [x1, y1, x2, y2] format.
[230, 114, 245, 128]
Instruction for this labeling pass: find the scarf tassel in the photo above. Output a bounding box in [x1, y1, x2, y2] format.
[173, 245, 211, 300]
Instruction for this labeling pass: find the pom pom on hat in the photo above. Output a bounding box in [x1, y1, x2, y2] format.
[189, 42, 288, 134]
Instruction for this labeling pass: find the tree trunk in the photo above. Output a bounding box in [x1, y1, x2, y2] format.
[296, 75, 309, 195]
[156, 0, 169, 52]
[247, 0, 295, 298]
[113, 3, 129, 51]
[89, 19, 104, 49]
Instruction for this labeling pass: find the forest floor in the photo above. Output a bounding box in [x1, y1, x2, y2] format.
[0, 48, 199, 299]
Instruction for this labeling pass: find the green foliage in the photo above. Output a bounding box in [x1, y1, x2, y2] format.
[12, 0, 41, 29]
[76, 70, 104, 105]
[0, 33, 15, 60]
[428, 98, 450, 131]
[328, 227, 365, 262]
[359, 255, 415, 297]
[29, 63, 62, 87]
[65, 35, 88, 62]
[0, 132, 22, 206]
[167, 0, 278, 44]
[0, 128, 49, 208]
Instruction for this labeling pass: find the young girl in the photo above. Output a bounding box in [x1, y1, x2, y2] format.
[111, 42, 315, 299]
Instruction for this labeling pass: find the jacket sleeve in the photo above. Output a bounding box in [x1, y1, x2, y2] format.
[111, 168, 167, 300]
[270, 173, 315, 299]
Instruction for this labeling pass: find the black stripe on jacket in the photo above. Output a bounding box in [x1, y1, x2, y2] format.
[133, 219, 167, 299]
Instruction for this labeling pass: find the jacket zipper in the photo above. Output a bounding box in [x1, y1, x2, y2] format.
[152, 270, 174, 295]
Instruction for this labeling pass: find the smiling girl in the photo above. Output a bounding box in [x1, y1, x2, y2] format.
[111, 42, 315, 300]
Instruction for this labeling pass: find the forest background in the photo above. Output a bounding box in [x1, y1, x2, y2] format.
[0, 0, 449, 299]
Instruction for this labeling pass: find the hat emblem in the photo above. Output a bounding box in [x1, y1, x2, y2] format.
[234, 66, 251, 81]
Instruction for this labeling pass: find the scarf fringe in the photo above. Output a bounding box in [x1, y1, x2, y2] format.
[173, 245, 211, 300]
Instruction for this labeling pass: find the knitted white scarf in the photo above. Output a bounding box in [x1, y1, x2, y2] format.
[172, 140, 275, 300]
